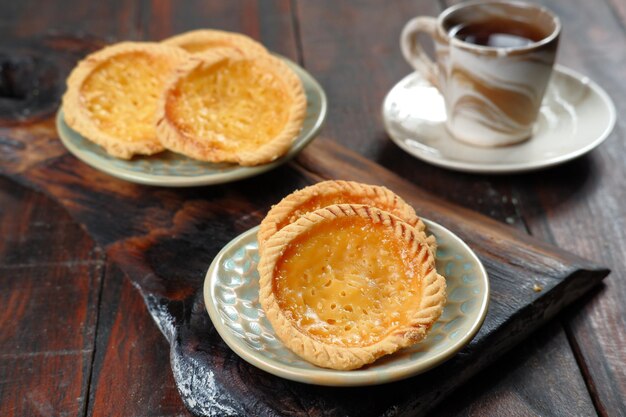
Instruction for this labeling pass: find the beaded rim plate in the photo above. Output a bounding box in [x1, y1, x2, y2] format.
[56, 56, 327, 187]
[204, 219, 489, 386]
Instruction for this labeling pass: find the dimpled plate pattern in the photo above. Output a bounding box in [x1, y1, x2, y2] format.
[56, 56, 326, 187]
[204, 219, 489, 386]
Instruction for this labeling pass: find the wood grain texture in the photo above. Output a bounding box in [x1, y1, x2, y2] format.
[87, 264, 191, 417]
[518, 0, 626, 414]
[0, 0, 140, 40]
[0, 1, 136, 125]
[294, 0, 525, 229]
[0, 176, 104, 417]
[141, 0, 298, 60]
[0, 105, 609, 417]
[295, 142, 609, 416]
[293, 0, 605, 413]
[432, 322, 597, 417]
[88, 137, 607, 417]
[0, 0, 620, 416]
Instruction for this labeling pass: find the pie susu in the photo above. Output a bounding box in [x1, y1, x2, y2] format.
[63, 42, 188, 159]
[162, 29, 267, 55]
[156, 47, 306, 166]
[258, 180, 436, 256]
[258, 204, 446, 370]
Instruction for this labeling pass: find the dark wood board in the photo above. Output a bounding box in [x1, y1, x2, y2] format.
[439, 0, 626, 414]
[0, 80, 610, 417]
[295, 0, 622, 415]
[0, 176, 104, 417]
[511, 0, 626, 415]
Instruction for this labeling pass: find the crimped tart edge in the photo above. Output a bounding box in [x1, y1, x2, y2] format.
[155, 47, 306, 166]
[62, 41, 189, 159]
[161, 28, 268, 55]
[257, 180, 435, 256]
[257, 204, 447, 370]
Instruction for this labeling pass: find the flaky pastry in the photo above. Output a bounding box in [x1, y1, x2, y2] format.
[155, 48, 306, 166]
[63, 42, 188, 159]
[162, 29, 267, 55]
[258, 180, 436, 256]
[258, 204, 447, 370]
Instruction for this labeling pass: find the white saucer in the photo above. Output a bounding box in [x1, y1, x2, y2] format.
[382, 65, 616, 174]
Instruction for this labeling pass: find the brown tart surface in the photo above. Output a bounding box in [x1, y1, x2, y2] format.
[156, 48, 306, 166]
[258, 204, 447, 370]
[63, 42, 188, 159]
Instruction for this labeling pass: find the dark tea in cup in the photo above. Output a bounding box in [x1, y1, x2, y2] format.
[448, 18, 549, 48]
[401, 1, 561, 146]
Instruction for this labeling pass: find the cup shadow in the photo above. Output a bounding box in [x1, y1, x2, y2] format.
[376, 132, 599, 229]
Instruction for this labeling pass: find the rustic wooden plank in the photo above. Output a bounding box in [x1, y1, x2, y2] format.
[141, 0, 298, 59]
[294, 0, 599, 413]
[0, 2, 151, 417]
[0, 102, 608, 417]
[0, 176, 104, 417]
[0, 0, 140, 154]
[292, 139, 606, 417]
[0, 0, 138, 126]
[0, 1, 613, 416]
[509, 0, 626, 414]
[0, 0, 140, 40]
[294, 0, 525, 228]
[0, 353, 94, 417]
[432, 323, 597, 417]
[80, 3, 301, 416]
[0, 0, 145, 130]
[293, 0, 438, 157]
[0, 95, 607, 417]
[86, 264, 192, 417]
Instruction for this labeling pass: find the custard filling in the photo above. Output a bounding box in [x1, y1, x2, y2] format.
[166, 59, 292, 151]
[273, 217, 425, 347]
[80, 52, 173, 142]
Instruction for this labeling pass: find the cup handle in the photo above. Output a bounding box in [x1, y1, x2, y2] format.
[400, 17, 439, 86]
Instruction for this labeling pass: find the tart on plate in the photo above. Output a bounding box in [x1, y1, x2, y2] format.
[156, 47, 306, 166]
[258, 204, 447, 370]
[258, 180, 436, 256]
[162, 29, 267, 55]
[63, 42, 188, 159]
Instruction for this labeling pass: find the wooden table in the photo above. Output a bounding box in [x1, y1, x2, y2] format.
[1, 1, 624, 416]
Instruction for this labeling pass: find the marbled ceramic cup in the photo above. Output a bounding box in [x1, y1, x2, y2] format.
[400, 1, 560, 146]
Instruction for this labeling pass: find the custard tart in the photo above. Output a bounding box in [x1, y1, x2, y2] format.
[258, 204, 447, 370]
[162, 29, 267, 55]
[63, 42, 188, 159]
[156, 48, 306, 166]
[258, 180, 436, 256]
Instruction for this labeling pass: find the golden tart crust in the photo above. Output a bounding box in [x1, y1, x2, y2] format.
[258, 180, 436, 256]
[162, 29, 267, 55]
[155, 48, 306, 166]
[258, 204, 447, 370]
[63, 42, 188, 159]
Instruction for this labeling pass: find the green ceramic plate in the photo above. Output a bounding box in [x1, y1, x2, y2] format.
[56, 56, 326, 187]
[204, 219, 489, 386]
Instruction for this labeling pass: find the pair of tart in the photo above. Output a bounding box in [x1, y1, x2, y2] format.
[62, 30, 306, 166]
[257, 181, 446, 370]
